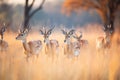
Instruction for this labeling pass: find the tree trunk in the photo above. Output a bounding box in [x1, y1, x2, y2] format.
[24, 17, 29, 29]
[23, 0, 45, 29]
[24, 0, 29, 29]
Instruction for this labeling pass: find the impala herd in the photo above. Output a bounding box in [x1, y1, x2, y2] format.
[0, 23, 114, 61]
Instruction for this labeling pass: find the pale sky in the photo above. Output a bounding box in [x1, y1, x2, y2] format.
[8, 0, 61, 5]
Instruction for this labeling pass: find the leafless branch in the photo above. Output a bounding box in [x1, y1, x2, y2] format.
[29, 0, 46, 19]
[28, 0, 35, 11]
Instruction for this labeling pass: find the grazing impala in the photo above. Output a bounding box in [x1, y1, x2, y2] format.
[73, 32, 88, 47]
[96, 24, 113, 52]
[62, 29, 80, 57]
[0, 23, 8, 51]
[39, 27, 59, 59]
[16, 27, 42, 61]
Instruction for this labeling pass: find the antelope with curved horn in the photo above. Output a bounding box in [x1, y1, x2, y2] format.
[96, 24, 113, 52]
[0, 23, 8, 51]
[39, 27, 59, 59]
[61, 29, 76, 57]
[16, 25, 42, 61]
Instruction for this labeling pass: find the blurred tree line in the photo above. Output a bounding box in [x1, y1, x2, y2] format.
[0, 0, 23, 31]
[0, 0, 45, 31]
[0, 0, 13, 29]
[0, 0, 120, 34]
[63, 0, 120, 34]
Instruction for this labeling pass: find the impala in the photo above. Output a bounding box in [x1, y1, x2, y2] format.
[16, 27, 42, 61]
[96, 24, 113, 52]
[39, 27, 59, 59]
[73, 32, 88, 47]
[0, 23, 8, 51]
[62, 29, 80, 57]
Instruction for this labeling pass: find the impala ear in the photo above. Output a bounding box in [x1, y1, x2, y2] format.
[107, 24, 111, 28]
[23, 29, 28, 33]
[47, 30, 52, 35]
[39, 29, 44, 35]
[79, 35, 82, 39]
[79, 32, 82, 38]
[47, 27, 54, 35]
[18, 29, 21, 33]
[103, 24, 107, 31]
[61, 29, 67, 35]
[72, 32, 78, 39]
[73, 35, 78, 39]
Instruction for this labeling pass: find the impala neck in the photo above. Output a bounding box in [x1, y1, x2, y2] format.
[78, 39, 81, 42]
[66, 38, 72, 44]
[44, 38, 50, 44]
[105, 35, 111, 43]
[22, 39, 30, 52]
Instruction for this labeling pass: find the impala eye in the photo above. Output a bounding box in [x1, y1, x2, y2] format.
[21, 34, 24, 36]
[68, 36, 70, 38]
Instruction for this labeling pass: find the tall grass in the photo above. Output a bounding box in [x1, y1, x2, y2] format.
[0, 25, 120, 80]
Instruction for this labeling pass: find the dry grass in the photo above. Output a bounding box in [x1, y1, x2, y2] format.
[0, 25, 120, 80]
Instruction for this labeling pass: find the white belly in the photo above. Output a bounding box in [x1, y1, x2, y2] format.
[74, 49, 80, 56]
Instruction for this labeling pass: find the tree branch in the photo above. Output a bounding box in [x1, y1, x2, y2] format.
[28, 0, 35, 11]
[86, 0, 101, 9]
[91, 0, 101, 9]
[25, 0, 29, 9]
[29, 0, 45, 19]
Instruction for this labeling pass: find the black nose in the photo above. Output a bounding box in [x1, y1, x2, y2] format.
[64, 40, 66, 42]
[16, 37, 17, 39]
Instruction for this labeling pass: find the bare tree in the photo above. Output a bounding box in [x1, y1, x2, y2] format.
[62, 0, 120, 35]
[24, 0, 45, 29]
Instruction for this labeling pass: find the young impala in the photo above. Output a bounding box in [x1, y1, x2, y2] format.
[62, 29, 80, 57]
[16, 27, 42, 61]
[96, 24, 113, 52]
[39, 27, 59, 59]
[73, 32, 88, 47]
[0, 23, 8, 51]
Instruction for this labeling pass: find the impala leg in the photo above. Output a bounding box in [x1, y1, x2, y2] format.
[51, 49, 54, 63]
[45, 47, 48, 55]
[36, 54, 39, 58]
[75, 55, 79, 61]
[26, 54, 31, 62]
[35, 54, 39, 62]
[26, 56, 29, 62]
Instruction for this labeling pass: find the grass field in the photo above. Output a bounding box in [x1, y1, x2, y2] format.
[0, 25, 120, 80]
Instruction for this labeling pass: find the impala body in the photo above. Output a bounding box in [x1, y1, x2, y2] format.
[0, 23, 8, 51]
[96, 24, 113, 51]
[40, 27, 59, 57]
[16, 28, 42, 60]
